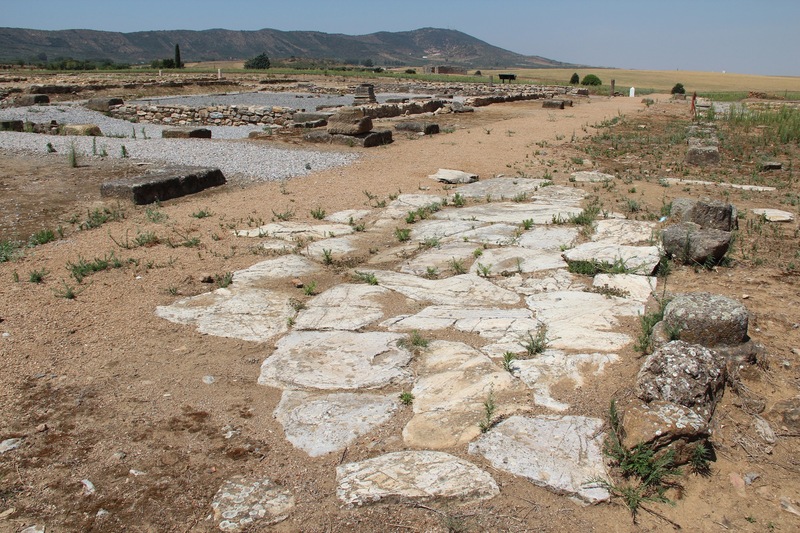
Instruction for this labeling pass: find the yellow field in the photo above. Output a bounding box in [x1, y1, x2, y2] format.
[484, 68, 800, 94]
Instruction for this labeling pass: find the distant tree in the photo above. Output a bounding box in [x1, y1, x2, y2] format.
[569, 72, 580, 84]
[581, 74, 602, 86]
[671, 83, 686, 95]
[362, 58, 374, 67]
[405, 69, 417, 74]
[244, 53, 271, 69]
[474, 70, 482, 76]
[174, 44, 182, 68]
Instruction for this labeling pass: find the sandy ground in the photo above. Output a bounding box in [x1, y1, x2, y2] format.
[1, 81, 799, 533]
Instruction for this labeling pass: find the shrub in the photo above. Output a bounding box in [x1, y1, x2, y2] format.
[244, 53, 271, 69]
[405, 69, 416, 75]
[569, 72, 580, 84]
[671, 83, 686, 95]
[581, 74, 602, 86]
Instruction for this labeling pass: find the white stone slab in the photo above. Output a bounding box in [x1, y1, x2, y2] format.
[300, 236, 358, 262]
[469, 248, 566, 275]
[402, 341, 527, 448]
[398, 242, 478, 276]
[495, 269, 586, 296]
[752, 208, 795, 222]
[212, 476, 294, 530]
[517, 226, 579, 252]
[258, 331, 412, 390]
[410, 219, 486, 242]
[570, 170, 615, 183]
[434, 202, 583, 225]
[526, 291, 643, 352]
[452, 177, 551, 200]
[513, 350, 619, 411]
[531, 185, 587, 206]
[325, 209, 371, 224]
[562, 242, 661, 275]
[156, 288, 292, 343]
[274, 391, 397, 457]
[235, 221, 354, 240]
[468, 415, 610, 504]
[592, 219, 657, 245]
[428, 168, 478, 184]
[592, 274, 657, 302]
[662, 178, 775, 192]
[380, 194, 444, 220]
[363, 270, 520, 306]
[456, 223, 521, 245]
[232, 255, 320, 286]
[336, 451, 499, 506]
[294, 284, 389, 330]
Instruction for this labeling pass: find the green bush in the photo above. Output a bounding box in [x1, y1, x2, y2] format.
[570, 72, 580, 84]
[244, 53, 271, 69]
[671, 83, 686, 95]
[581, 74, 602, 86]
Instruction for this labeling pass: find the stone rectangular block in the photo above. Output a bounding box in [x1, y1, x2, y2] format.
[162, 128, 212, 139]
[100, 166, 226, 204]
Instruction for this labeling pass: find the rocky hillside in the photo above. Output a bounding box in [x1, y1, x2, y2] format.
[0, 26, 572, 68]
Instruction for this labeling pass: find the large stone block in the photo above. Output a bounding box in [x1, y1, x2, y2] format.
[686, 145, 720, 165]
[161, 128, 212, 139]
[327, 107, 373, 135]
[395, 122, 440, 135]
[86, 97, 123, 112]
[14, 94, 49, 106]
[62, 124, 102, 136]
[542, 99, 565, 109]
[0, 120, 23, 132]
[100, 166, 226, 204]
[661, 222, 731, 265]
[658, 292, 750, 347]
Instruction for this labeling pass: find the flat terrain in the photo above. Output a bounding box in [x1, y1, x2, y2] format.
[0, 74, 799, 532]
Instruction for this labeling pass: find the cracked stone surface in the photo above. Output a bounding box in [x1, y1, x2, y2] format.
[562, 242, 661, 275]
[469, 247, 566, 275]
[468, 415, 610, 504]
[156, 287, 293, 343]
[513, 350, 619, 411]
[434, 202, 583, 225]
[211, 476, 295, 531]
[398, 241, 479, 276]
[364, 270, 520, 306]
[274, 391, 397, 457]
[379, 193, 444, 220]
[496, 269, 586, 296]
[752, 208, 795, 222]
[235, 221, 354, 240]
[336, 451, 499, 506]
[232, 255, 320, 286]
[258, 331, 412, 390]
[526, 291, 643, 352]
[517, 226, 579, 251]
[401, 341, 528, 448]
[592, 274, 657, 302]
[451, 177, 552, 200]
[300, 236, 359, 262]
[570, 170, 615, 182]
[325, 209, 371, 224]
[591, 219, 658, 245]
[294, 284, 389, 330]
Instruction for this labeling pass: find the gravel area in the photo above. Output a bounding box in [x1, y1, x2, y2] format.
[0, 104, 360, 183]
[130, 91, 432, 110]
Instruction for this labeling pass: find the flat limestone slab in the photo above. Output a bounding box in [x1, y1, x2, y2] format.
[513, 350, 619, 411]
[398, 242, 478, 276]
[496, 269, 586, 296]
[592, 219, 657, 245]
[662, 178, 775, 192]
[562, 242, 661, 275]
[410, 219, 487, 242]
[517, 226, 578, 251]
[301, 236, 359, 262]
[380, 194, 444, 220]
[428, 168, 478, 184]
[233, 255, 320, 286]
[156, 287, 292, 343]
[752, 208, 795, 222]
[526, 291, 643, 352]
[294, 284, 389, 330]
[235, 221, 354, 240]
[211, 476, 294, 530]
[434, 202, 582, 225]
[363, 270, 520, 306]
[456, 223, 521, 245]
[274, 391, 397, 457]
[336, 451, 499, 506]
[401, 341, 527, 448]
[258, 331, 412, 390]
[592, 273, 657, 302]
[325, 209, 371, 224]
[469, 247, 566, 275]
[570, 170, 615, 183]
[101, 166, 226, 205]
[452, 177, 552, 200]
[468, 415, 610, 503]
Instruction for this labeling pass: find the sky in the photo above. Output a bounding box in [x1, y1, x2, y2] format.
[2, 0, 798, 77]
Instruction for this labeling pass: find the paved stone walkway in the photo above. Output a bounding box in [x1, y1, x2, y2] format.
[156, 177, 662, 530]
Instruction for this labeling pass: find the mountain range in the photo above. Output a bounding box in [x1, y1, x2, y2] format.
[0, 26, 573, 68]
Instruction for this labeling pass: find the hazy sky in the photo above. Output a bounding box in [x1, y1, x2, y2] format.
[3, 0, 798, 76]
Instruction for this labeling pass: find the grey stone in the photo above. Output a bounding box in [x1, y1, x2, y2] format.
[542, 99, 565, 109]
[678, 199, 738, 231]
[294, 284, 389, 331]
[662, 223, 731, 265]
[336, 451, 499, 506]
[468, 247, 566, 275]
[592, 274, 657, 302]
[258, 331, 412, 390]
[363, 270, 520, 306]
[434, 202, 583, 226]
[636, 341, 727, 419]
[162, 128, 212, 139]
[292, 112, 332, 123]
[236, 221, 354, 240]
[767, 397, 800, 432]
[307, 129, 392, 147]
[86, 97, 124, 111]
[232, 255, 320, 286]
[592, 219, 657, 245]
[468, 415, 610, 504]
[15, 94, 49, 106]
[62, 124, 102, 136]
[327, 107, 373, 135]
[427, 168, 478, 184]
[324, 209, 371, 224]
[517, 226, 579, 252]
[660, 292, 750, 347]
[621, 400, 709, 461]
[452, 177, 558, 201]
[274, 391, 397, 457]
[211, 476, 294, 530]
[662, 178, 775, 192]
[686, 145, 720, 165]
[759, 161, 782, 171]
[396, 122, 440, 135]
[570, 170, 615, 183]
[562, 242, 662, 275]
[752, 208, 795, 222]
[0, 438, 22, 454]
[101, 166, 226, 205]
[398, 241, 479, 276]
[0, 120, 23, 132]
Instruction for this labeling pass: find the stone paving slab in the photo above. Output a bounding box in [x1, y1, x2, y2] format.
[402, 341, 528, 448]
[452, 177, 552, 200]
[434, 202, 583, 225]
[526, 291, 643, 352]
[258, 331, 412, 390]
[211, 476, 295, 531]
[562, 242, 661, 275]
[517, 226, 579, 251]
[101, 166, 226, 205]
[324, 209, 372, 224]
[232, 255, 320, 286]
[398, 242, 478, 276]
[513, 350, 619, 411]
[156, 288, 293, 343]
[379, 194, 444, 220]
[410, 219, 487, 242]
[300, 236, 359, 262]
[274, 391, 397, 457]
[663, 178, 775, 192]
[294, 284, 389, 330]
[468, 415, 610, 504]
[336, 451, 499, 506]
[591, 219, 658, 245]
[363, 270, 520, 306]
[570, 170, 614, 183]
[752, 208, 795, 222]
[469, 247, 566, 275]
[495, 269, 586, 296]
[235, 221, 354, 240]
[592, 273, 657, 302]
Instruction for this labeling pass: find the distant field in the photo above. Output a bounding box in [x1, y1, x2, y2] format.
[484, 68, 800, 95]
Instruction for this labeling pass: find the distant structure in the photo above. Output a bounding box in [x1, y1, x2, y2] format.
[425, 65, 467, 75]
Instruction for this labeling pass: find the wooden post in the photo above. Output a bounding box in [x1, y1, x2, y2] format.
[610, 79, 615, 97]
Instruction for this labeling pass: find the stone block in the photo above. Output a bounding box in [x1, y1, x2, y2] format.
[86, 97, 124, 112]
[395, 122, 440, 135]
[15, 94, 49, 106]
[542, 99, 565, 109]
[661, 222, 731, 265]
[305, 129, 392, 148]
[100, 166, 226, 204]
[62, 124, 102, 136]
[327, 107, 373, 135]
[0, 120, 23, 132]
[161, 128, 212, 139]
[686, 145, 720, 165]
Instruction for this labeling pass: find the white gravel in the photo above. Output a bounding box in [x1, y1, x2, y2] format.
[0, 103, 360, 183]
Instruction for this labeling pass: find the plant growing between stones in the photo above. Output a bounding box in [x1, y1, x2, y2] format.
[520, 324, 549, 357]
[452, 192, 466, 207]
[46, 142, 56, 153]
[394, 228, 411, 242]
[310, 207, 326, 220]
[476, 262, 492, 278]
[353, 271, 378, 285]
[303, 280, 318, 296]
[321, 248, 333, 265]
[449, 258, 466, 275]
[478, 387, 497, 433]
[272, 208, 294, 222]
[399, 392, 414, 406]
[215, 272, 234, 288]
[29, 229, 56, 246]
[424, 266, 439, 279]
[502, 352, 517, 373]
[521, 218, 534, 230]
[399, 330, 429, 351]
